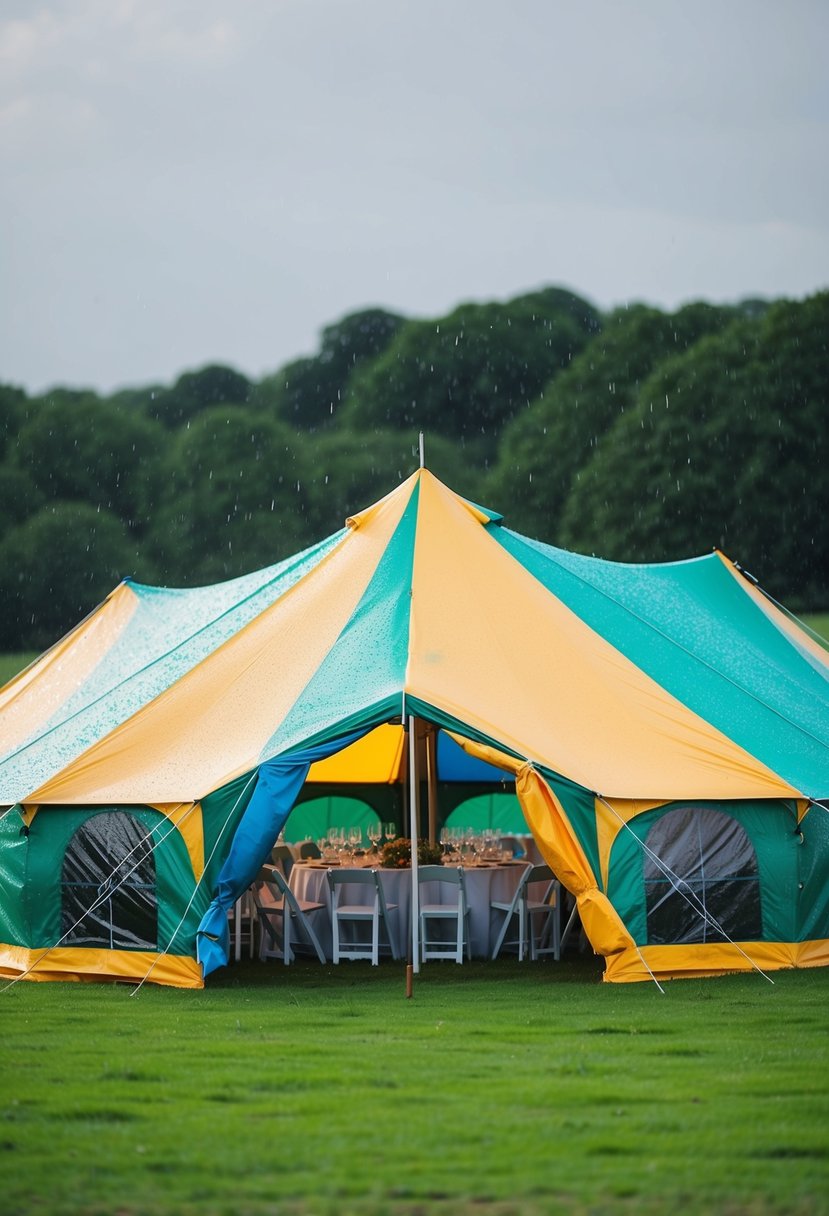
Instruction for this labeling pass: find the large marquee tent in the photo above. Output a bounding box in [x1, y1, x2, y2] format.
[1, 469, 827, 987]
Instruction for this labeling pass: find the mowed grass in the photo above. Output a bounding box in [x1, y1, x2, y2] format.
[1, 958, 827, 1216]
[0, 652, 37, 686]
[804, 614, 829, 644]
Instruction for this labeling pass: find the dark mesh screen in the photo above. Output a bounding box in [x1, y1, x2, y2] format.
[644, 806, 762, 945]
[61, 812, 157, 950]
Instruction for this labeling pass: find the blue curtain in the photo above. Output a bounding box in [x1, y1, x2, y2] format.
[196, 731, 364, 976]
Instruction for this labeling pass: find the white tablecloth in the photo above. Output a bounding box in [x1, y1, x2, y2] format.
[290, 862, 528, 960]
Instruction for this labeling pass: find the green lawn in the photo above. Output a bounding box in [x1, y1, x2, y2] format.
[804, 614, 829, 644]
[1, 958, 827, 1215]
[0, 653, 37, 686]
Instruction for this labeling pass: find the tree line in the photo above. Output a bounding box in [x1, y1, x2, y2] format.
[0, 285, 826, 652]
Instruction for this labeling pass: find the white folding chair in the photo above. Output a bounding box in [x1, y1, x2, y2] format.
[490, 863, 561, 961]
[327, 869, 400, 965]
[270, 844, 295, 879]
[418, 865, 471, 964]
[253, 866, 326, 964]
[231, 890, 256, 962]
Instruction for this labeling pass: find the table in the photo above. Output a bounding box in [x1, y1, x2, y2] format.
[290, 861, 529, 960]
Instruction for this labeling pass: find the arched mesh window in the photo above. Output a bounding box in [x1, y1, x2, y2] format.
[61, 812, 158, 950]
[644, 806, 762, 945]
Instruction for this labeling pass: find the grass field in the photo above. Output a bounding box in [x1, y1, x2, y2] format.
[1, 957, 828, 1216]
[1, 622, 827, 1214]
[805, 614, 829, 643]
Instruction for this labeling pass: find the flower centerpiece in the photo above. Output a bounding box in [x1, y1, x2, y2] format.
[380, 837, 443, 869]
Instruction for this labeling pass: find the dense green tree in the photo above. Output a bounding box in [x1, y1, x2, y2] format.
[0, 383, 27, 461]
[255, 308, 406, 430]
[107, 384, 167, 414]
[486, 302, 736, 538]
[0, 502, 138, 650]
[149, 364, 252, 428]
[0, 460, 45, 532]
[339, 288, 601, 462]
[0, 287, 825, 652]
[558, 292, 829, 608]
[12, 395, 166, 531]
[145, 406, 313, 583]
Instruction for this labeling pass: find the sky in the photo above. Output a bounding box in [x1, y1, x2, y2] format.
[1, 0, 828, 396]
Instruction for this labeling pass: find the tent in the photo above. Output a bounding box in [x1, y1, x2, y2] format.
[0, 468, 827, 987]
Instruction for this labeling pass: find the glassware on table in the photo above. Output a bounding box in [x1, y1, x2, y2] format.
[383, 822, 397, 844]
[367, 822, 381, 856]
[462, 829, 479, 866]
[326, 826, 345, 863]
[348, 825, 362, 862]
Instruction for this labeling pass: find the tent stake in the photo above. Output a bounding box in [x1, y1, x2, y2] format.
[406, 963, 414, 998]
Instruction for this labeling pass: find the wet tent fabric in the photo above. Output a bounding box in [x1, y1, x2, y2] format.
[0, 533, 345, 807]
[0, 468, 827, 987]
[16, 471, 825, 807]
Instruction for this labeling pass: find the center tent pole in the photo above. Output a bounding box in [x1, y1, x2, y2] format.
[408, 714, 421, 975]
[426, 722, 438, 844]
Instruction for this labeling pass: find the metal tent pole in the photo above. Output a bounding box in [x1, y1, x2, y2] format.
[408, 714, 420, 975]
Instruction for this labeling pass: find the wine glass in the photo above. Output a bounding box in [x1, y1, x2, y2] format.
[383, 822, 397, 844]
[439, 826, 452, 861]
[348, 825, 362, 863]
[367, 821, 381, 856]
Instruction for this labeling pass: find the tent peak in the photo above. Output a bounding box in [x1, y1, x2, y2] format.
[346, 467, 503, 531]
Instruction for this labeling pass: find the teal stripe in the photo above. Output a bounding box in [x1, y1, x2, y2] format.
[259, 483, 420, 762]
[495, 530, 829, 800]
[0, 530, 345, 805]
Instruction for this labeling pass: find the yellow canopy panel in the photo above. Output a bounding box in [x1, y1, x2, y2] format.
[26, 479, 413, 805]
[406, 473, 797, 802]
[307, 724, 406, 784]
[0, 582, 138, 756]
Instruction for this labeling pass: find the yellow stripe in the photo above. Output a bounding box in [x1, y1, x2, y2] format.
[308, 724, 407, 784]
[603, 939, 829, 983]
[0, 582, 138, 755]
[515, 764, 636, 955]
[407, 472, 796, 801]
[28, 478, 415, 805]
[0, 944, 203, 988]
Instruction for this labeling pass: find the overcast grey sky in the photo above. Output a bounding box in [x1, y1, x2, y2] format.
[2, 0, 827, 395]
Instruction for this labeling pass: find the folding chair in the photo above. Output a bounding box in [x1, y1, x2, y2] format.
[297, 839, 321, 859]
[253, 866, 326, 964]
[327, 869, 400, 965]
[270, 843, 295, 879]
[231, 889, 256, 962]
[418, 865, 471, 963]
[490, 863, 561, 961]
